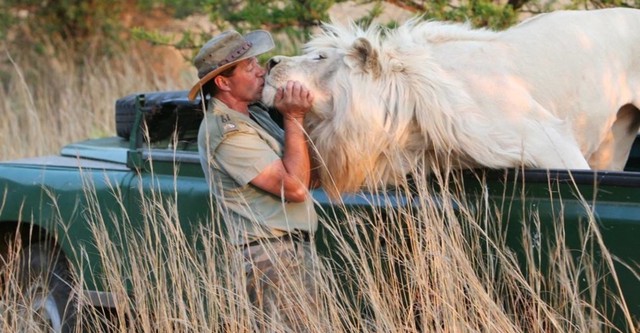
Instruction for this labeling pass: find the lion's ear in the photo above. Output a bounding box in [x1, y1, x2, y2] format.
[345, 37, 382, 78]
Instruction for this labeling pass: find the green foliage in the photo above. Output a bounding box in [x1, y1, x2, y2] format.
[2, 0, 129, 57]
[565, 0, 640, 9]
[414, 0, 519, 30]
[6, 0, 126, 46]
[140, 0, 211, 18]
[219, 0, 335, 29]
[131, 0, 340, 57]
[395, 0, 640, 29]
[131, 27, 175, 47]
[3, 0, 640, 65]
[0, 2, 15, 41]
[212, 0, 339, 54]
[353, 2, 386, 28]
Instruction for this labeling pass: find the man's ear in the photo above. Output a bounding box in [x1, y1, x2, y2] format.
[214, 76, 231, 92]
[345, 37, 381, 78]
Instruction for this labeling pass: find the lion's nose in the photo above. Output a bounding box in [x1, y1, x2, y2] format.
[266, 57, 281, 73]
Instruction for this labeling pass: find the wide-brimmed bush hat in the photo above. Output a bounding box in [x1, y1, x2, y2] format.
[188, 30, 275, 100]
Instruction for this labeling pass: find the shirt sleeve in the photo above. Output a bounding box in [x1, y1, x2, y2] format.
[214, 131, 281, 186]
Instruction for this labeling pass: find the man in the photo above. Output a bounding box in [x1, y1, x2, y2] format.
[188, 30, 319, 331]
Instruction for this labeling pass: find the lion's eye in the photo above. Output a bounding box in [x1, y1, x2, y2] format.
[315, 53, 327, 60]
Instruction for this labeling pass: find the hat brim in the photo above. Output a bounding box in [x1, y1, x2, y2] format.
[188, 30, 275, 101]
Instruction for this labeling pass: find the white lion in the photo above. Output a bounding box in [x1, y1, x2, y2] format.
[261, 8, 640, 195]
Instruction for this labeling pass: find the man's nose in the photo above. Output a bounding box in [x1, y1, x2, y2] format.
[266, 57, 281, 73]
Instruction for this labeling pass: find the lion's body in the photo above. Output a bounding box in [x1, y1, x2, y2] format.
[262, 8, 640, 194]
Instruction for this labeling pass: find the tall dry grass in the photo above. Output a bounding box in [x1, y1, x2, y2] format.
[1, 40, 638, 333]
[0, 40, 193, 161]
[63, 166, 636, 332]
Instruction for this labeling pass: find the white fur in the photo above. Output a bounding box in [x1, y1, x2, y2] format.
[262, 8, 640, 195]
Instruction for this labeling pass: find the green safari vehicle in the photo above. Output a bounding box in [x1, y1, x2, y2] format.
[0, 91, 638, 332]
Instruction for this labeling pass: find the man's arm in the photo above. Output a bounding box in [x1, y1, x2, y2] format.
[251, 81, 314, 202]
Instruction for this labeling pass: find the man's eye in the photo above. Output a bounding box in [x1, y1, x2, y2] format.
[245, 58, 258, 71]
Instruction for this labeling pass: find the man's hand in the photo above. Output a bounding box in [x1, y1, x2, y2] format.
[250, 80, 315, 202]
[273, 81, 314, 119]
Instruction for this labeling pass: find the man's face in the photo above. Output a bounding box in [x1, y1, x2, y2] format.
[225, 57, 266, 103]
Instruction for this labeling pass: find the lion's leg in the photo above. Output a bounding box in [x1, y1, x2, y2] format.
[526, 125, 591, 170]
[535, 144, 590, 170]
[588, 104, 640, 170]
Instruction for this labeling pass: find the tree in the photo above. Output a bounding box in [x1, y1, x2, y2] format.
[1, 0, 128, 56]
[3, 0, 640, 60]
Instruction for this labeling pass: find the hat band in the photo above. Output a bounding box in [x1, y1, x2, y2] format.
[218, 41, 253, 67]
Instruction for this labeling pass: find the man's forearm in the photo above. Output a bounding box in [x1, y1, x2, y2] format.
[282, 116, 311, 188]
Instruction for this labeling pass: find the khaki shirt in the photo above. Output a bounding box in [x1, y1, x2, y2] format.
[198, 98, 318, 245]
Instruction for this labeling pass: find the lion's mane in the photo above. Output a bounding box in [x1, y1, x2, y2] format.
[304, 21, 526, 194]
